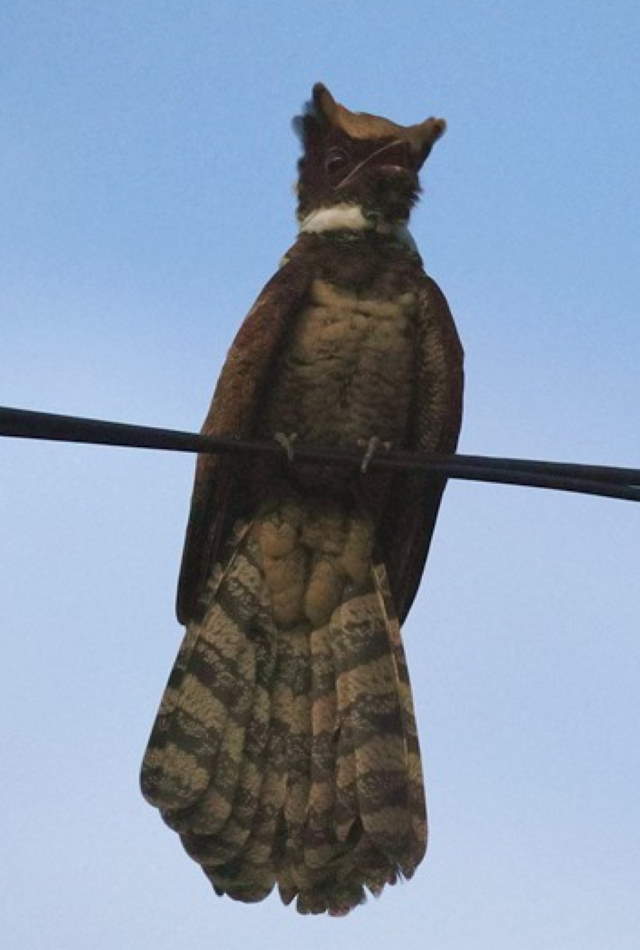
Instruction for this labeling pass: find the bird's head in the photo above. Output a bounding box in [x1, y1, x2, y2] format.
[294, 83, 446, 229]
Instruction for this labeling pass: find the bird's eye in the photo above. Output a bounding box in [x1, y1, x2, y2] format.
[325, 148, 349, 175]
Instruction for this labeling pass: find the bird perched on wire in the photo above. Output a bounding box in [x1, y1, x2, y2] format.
[141, 82, 463, 916]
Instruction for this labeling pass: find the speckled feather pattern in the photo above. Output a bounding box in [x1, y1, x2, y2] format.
[258, 278, 417, 448]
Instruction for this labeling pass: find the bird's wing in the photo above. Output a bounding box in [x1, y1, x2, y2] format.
[380, 274, 464, 624]
[176, 259, 311, 624]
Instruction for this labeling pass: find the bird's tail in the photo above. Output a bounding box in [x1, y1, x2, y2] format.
[141, 492, 426, 915]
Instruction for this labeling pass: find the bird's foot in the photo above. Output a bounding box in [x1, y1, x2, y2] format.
[357, 436, 392, 473]
[274, 431, 299, 462]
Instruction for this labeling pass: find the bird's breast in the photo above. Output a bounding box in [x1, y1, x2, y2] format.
[258, 277, 418, 447]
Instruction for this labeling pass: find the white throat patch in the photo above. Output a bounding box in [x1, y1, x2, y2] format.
[299, 203, 418, 254]
[299, 204, 370, 233]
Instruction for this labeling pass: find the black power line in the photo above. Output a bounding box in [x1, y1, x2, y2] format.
[2, 405, 639, 503]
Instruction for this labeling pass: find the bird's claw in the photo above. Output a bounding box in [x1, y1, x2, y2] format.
[357, 436, 392, 473]
[274, 431, 298, 462]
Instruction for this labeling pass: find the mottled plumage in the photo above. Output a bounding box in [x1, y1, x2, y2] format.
[141, 83, 463, 915]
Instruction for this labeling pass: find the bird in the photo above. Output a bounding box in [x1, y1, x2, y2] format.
[140, 82, 463, 916]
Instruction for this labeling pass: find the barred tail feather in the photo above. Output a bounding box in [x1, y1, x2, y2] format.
[141, 493, 427, 915]
[375, 564, 428, 868]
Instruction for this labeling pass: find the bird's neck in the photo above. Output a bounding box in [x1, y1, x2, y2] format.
[298, 203, 418, 254]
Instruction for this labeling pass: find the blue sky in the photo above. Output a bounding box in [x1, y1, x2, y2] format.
[2, 2, 639, 947]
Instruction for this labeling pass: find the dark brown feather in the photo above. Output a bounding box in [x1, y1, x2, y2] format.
[381, 275, 464, 622]
[177, 262, 311, 624]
